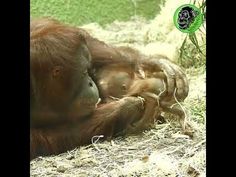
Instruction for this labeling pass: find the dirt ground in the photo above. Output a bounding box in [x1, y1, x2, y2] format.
[30, 16, 206, 177]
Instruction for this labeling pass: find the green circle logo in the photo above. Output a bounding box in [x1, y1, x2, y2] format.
[173, 4, 203, 33]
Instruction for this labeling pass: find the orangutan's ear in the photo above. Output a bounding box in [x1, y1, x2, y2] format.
[52, 66, 63, 77]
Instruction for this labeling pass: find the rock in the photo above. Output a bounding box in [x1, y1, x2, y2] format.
[56, 165, 67, 173]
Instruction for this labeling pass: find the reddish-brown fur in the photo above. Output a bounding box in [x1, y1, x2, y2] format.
[30, 18, 189, 160]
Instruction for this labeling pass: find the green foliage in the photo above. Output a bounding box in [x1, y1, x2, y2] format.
[179, 33, 206, 68]
[178, 1, 206, 68]
[190, 99, 205, 124]
[30, 0, 163, 26]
